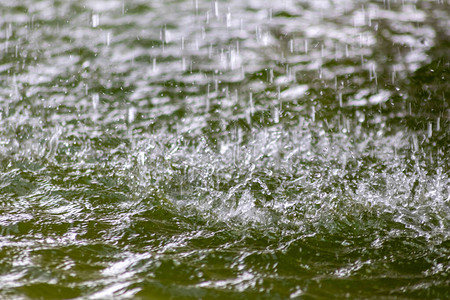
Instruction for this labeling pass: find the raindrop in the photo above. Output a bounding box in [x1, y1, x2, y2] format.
[128, 107, 137, 124]
[206, 85, 210, 112]
[220, 48, 226, 68]
[152, 58, 157, 73]
[226, 7, 231, 27]
[214, 1, 219, 18]
[106, 32, 111, 46]
[412, 134, 419, 152]
[182, 57, 186, 71]
[6, 23, 12, 40]
[163, 25, 171, 43]
[273, 107, 280, 123]
[92, 93, 99, 110]
[249, 92, 254, 116]
[92, 14, 99, 28]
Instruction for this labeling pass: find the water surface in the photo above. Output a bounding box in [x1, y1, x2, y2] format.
[0, 0, 449, 298]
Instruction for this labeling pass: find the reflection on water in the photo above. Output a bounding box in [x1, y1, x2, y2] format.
[0, 0, 449, 298]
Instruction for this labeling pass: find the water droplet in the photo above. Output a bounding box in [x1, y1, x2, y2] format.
[106, 32, 111, 46]
[92, 93, 99, 110]
[214, 1, 219, 18]
[92, 14, 99, 28]
[128, 107, 137, 123]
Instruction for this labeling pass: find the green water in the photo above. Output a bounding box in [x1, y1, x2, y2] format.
[0, 0, 449, 299]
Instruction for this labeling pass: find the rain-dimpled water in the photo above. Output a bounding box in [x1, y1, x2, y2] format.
[0, 0, 449, 298]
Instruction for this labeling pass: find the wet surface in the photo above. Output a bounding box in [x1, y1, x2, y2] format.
[0, 0, 449, 298]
